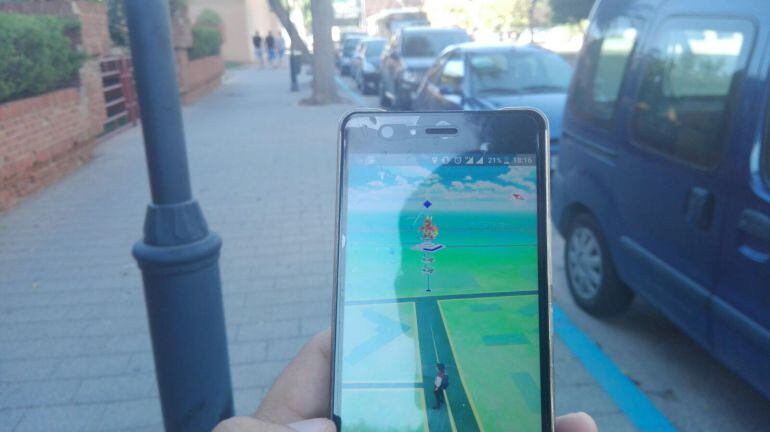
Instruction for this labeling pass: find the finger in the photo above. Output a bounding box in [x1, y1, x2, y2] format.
[256, 329, 333, 424]
[287, 418, 337, 432]
[555, 412, 598, 432]
[213, 416, 294, 432]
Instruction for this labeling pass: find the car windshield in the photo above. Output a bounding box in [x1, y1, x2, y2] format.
[365, 40, 385, 58]
[469, 50, 572, 95]
[402, 31, 469, 57]
[343, 38, 362, 55]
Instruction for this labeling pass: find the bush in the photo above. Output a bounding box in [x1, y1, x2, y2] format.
[188, 25, 221, 60]
[0, 12, 84, 103]
[195, 9, 222, 28]
[106, 0, 128, 47]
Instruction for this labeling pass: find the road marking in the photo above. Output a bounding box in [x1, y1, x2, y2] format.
[335, 76, 367, 107]
[554, 305, 678, 432]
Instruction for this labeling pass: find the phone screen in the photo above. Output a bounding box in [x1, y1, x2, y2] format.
[333, 112, 551, 432]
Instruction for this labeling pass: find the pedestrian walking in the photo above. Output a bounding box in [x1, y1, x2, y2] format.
[433, 363, 448, 409]
[252, 31, 264, 68]
[266, 31, 276, 68]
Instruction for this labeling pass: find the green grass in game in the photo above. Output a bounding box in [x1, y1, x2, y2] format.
[344, 211, 537, 302]
[344, 244, 537, 301]
[440, 296, 542, 431]
[341, 208, 541, 431]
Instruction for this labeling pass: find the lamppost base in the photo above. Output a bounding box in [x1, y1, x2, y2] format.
[133, 206, 233, 431]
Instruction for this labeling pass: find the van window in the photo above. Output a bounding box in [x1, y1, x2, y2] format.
[571, 17, 639, 123]
[632, 18, 754, 168]
[440, 53, 464, 93]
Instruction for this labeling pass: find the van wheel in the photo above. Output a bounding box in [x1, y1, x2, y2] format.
[565, 213, 633, 316]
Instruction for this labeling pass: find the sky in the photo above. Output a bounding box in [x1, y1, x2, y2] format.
[347, 163, 537, 213]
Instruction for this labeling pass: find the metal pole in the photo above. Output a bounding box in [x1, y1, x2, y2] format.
[290, 49, 300, 92]
[124, 1, 233, 431]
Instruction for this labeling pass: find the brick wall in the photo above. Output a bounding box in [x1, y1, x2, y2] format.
[0, 1, 222, 211]
[0, 1, 109, 212]
[180, 56, 225, 105]
[0, 89, 96, 211]
[171, 14, 224, 105]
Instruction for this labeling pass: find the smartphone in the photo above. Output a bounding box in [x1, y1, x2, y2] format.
[331, 110, 552, 432]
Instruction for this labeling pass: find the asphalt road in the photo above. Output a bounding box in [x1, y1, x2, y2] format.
[339, 75, 770, 432]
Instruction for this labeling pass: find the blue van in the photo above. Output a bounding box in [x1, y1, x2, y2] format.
[552, 0, 770, 399]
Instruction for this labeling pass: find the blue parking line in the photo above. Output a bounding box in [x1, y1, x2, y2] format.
[335, 75, 367, 107]
[554, 305, 678, 431]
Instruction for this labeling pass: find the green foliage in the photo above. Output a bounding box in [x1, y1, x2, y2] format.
[428, 0, 551, 33]
[106, 0, 128, 46]
[188, 24, 221, 60]
[195, 8, 221, 27]
[169, 0, 188, 16]
[550, 0, 594, 24]
[0, 12, 84, 103]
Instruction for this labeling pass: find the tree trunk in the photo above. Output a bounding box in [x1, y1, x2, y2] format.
[529, 0, 538, 41]
[306, 0, 340, 104]
[267, 0, 310, 57]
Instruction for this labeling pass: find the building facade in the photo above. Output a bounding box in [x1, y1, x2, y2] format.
[189, 0, 282, 63]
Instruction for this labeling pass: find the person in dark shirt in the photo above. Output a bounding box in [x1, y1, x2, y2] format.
[266, 31, 276, 68]
[252, 32, 264, 68]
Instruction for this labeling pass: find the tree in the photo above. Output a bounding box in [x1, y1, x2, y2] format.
[550, 0, 594, 24]
[267, 0, 310, 57]
[425, 0, 549, 35]
[304, 0, 339, 104]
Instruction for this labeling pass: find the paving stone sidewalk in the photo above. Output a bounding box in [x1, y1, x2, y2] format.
[0, 67, 633, 431]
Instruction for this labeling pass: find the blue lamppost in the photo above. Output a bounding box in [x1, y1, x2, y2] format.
[124, 1, 233, 430]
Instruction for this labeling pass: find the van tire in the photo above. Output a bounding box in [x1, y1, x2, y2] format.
[565, 213, 633, 316]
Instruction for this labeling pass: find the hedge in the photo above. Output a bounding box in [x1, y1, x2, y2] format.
[195, 9, 222, 28]
[188, 25, 221, 60]
[0, 12, 84, 103]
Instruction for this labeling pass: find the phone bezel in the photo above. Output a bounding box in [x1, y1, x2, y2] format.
[330, 109, 553, 432]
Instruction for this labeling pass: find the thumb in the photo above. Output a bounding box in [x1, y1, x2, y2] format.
[555, 412, 597, 432]
[288, 419, 336, 432]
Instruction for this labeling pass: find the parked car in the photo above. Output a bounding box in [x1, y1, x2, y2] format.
[380, 27, 470, 109]
[351, 37, 387, 95]
[337, 36, 364, 76]
[413, 42, 572, 162]
[552, 0, 770, 400]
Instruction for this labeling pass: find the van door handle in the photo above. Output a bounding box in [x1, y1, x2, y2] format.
[684, 187, 714, 230]
[738, 209, 770, 263]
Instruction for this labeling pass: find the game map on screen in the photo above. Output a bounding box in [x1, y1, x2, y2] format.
[338, 153, 541, 432]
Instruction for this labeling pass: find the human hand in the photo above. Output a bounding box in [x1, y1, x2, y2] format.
[214, 329, 597, 432]
[214, 330, 335, 432]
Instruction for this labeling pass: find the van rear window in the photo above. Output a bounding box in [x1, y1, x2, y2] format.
[570, 17, 639, 123]
[632, 18, 754, 168]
